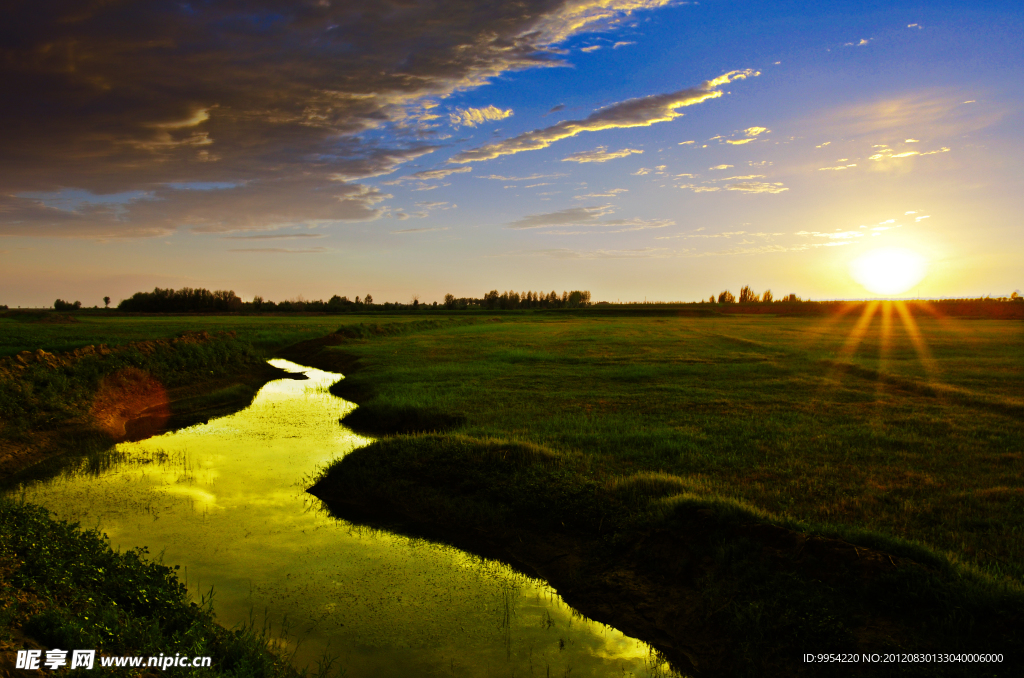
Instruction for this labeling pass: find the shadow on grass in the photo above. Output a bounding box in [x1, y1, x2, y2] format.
[309, 433, 1024, 678]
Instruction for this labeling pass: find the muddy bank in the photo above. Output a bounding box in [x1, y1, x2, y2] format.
[309, 435, 1023, 678]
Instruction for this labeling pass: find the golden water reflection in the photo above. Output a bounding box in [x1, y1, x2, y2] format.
[14, 359, 679, 677]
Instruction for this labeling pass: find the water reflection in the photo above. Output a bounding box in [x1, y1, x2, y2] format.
[11, 360, 679, 677]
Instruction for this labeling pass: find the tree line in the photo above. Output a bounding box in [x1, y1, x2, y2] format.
[445, 290, 592, 310]
[710, 286, 800, 304]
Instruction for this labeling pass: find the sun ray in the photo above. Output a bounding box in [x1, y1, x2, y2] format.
[875, 300, 894, 399]
[893, 301, 939, 382]
[837, 300, 881, 362]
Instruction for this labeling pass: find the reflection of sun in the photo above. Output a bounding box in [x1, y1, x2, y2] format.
[850, 248, 927, 296]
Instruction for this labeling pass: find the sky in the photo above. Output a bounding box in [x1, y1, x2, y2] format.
[2, 0, 1022, 307]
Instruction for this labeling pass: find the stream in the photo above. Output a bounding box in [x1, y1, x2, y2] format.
[9, 360, 677, 677]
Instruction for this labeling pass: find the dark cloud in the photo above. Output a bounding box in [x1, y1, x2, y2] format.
[1, 0, 677, 238]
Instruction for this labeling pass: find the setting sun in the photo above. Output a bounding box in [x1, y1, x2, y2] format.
[849, 248, 928, 296]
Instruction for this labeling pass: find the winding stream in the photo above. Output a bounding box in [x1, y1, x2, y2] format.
[10, 360, 677, 677]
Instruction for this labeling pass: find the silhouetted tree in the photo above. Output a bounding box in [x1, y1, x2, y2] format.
[54, 299, 81, 311]
[739, 285, 757, 303]
[364, 294, 373, 305]
[761, 289, 773, 303]
[718, 290, 735, 304]
[103, 296, 111, 308]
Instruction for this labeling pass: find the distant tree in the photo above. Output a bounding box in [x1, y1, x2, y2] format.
[739, 285, 757, 303]
[444, 293, 457, 309]
[1013, 290, 1021, 301]
[783, 293, 800, 302]
[54, 299, 81, 311]
[718, 290, 735, 304]
[484, 290, 500, 310]
[103, 296, 111, 308]
[118, 287, 242, 312]
[364, 294, 373, 305]
[709, 296, 716, 304]
[761, 289, 773, 304]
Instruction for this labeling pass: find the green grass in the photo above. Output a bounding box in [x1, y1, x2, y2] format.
[322, 313, 1024, 583]
[312, 434, 1023, 676]
[0, 498, 304, 677]
[0, 313, 396, 358]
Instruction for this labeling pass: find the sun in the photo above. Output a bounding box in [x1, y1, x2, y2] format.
[849, 248, 927, 296]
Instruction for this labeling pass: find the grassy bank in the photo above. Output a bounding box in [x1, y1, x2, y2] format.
[0, 314, 399, 477]
[311, 434, 1023, 677]
[314, 313, 1024, 584]
[0, 497, 304, 677]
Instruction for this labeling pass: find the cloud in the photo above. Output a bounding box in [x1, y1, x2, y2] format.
[449, 70, 759, 163]
[810, 94, 1002, 140]
[796, 230, 865, 239]
[478, 173, 565, 181]
[1, 0, 680, 238]
[725, 181, 789, 194]
[228, 247, 330, 254]
[507, 205, 617, 229]
[574, 188, 629, 198]
[561, 146, 643, 163]
[449, 105, 514, 128]
[719, 126, 770, 145]
[222, 233, 327, 240]
[709, 165, 734, 170]
[1, 179, 392, 238]
[546, 104, 566, 115]
[391, 227, 451, 234]
[818, 164, 857, 170]
[527, 247, 669, 259]
[869, 145, 950, 161]
[382, 166, 472, 185]
[581, 45, 603, 53]
[612, 41, 635, 49]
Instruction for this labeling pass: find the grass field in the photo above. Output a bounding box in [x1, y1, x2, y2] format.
[323, 310, 1024, 583]
[0, 312, 395, 358]
[3, 308, 1022, 675]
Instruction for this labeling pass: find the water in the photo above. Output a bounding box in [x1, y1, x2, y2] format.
[10, 360, 677, 677]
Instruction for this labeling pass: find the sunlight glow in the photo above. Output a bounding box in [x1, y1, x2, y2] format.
[849, 248, 927, 296]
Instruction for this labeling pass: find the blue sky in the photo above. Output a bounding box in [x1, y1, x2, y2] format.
[1, 0, 1021, 305]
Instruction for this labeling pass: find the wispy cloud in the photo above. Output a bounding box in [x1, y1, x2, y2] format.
[478, 173, 565, 181]
[228, 247, 330, 254]
[725, 182, 789, 194]
[574, 188, 629, 199]
[391, 226, 451, 234]
[449, 70, 759, 164]
[869, 145, 950, 161]
[382, 167, 472, 185]
[449, 105, 513, 129]
[527, 247, 670, 259]
[222, 233, 327, 240]
[562, 146, 643, 163]
[507, 205, 616, 229]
